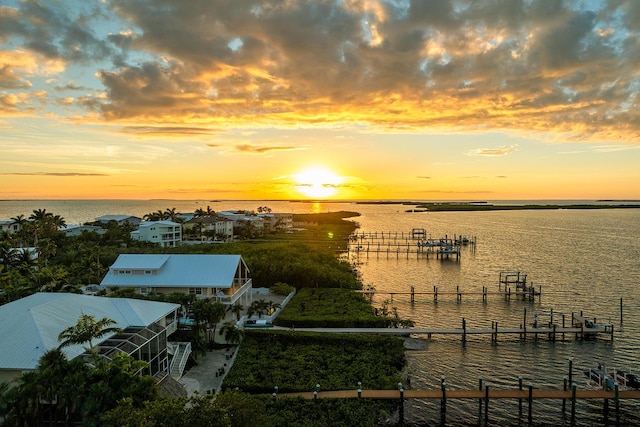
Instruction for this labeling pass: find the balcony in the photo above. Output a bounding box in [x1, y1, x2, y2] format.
[216, 279, 252, 305]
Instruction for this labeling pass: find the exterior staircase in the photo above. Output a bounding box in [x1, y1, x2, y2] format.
[169, 342, 192, 379]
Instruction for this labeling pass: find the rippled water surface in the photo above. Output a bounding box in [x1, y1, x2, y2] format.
[2, 200, 639, 425]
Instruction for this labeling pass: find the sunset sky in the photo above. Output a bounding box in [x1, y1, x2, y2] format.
[1, 0, 640, 200]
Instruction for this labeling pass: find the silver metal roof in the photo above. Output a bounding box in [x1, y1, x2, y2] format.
[100, 254, 246, 288]
[0, 293, 179, 370]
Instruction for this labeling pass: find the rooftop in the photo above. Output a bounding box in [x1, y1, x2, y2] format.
[0, 293, 179, 370]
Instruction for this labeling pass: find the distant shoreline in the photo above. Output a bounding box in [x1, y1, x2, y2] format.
[406, 202, 640, 212]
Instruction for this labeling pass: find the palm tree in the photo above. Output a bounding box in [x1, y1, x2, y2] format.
[219, 321, 244, 344]
[194, 205, 216, 218]
[29, 208, 53, 222]
[192, 299, 227, 345]
[164, 207, 182, 223]
[247, 299, 270, 319]
[227, 303, 245, 321]
[58, 314, 122, 355]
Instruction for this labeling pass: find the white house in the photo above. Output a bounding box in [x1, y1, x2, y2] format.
[131, 220, 182, 247]
[0, 219, 21, 234]
[95, 215, 142, 226]
[0, 293, 181, 384]
[100, 254, 253, 306]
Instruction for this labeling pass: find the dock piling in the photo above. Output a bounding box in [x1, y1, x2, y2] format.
[518, 376, 523, 415]
[478, 377, 483, 417]
[484, 383, 490, 425]
[528, 383, 533, 424]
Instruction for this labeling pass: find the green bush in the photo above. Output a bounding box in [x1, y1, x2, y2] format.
[274, 288, 399, 328]
[223, 330, 405, 394]
[270, 282, 295, 296]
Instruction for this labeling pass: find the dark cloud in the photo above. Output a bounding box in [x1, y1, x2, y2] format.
[0, 64, 31, 89]
[3, 0, 640, 141]
[1, 1, 112, 61]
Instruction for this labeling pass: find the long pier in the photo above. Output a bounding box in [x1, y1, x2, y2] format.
[358, 284, 541, 302]
[275, 320, 613, 342]
[275, 387, 640, 424]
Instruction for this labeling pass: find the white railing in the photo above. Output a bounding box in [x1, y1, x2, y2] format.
[165, 320, 178, 336]
[169, 342, 192, 378]
[216, 279, 252, 304]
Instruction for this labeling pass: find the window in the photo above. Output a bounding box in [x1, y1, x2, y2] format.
[188, 287, 202, 295]
[145, 270, 152, 275]
[140, 287, 149, 295]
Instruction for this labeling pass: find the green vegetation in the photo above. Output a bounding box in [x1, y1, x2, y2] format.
[270, 281, 295, 296]
[166, 241, 361, 289]
[0, 207, 403, 426]
[1, 349, 156, 426]
[1, 209, 361, 305]
[275, 288, 412, 328]
[103, 391, 396, 427]
[264, 398, 396, 427]
[223, 330, 406, 394]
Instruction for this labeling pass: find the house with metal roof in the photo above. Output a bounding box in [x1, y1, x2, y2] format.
[100, 254, 253, 306]
[0, 293, 181, 384]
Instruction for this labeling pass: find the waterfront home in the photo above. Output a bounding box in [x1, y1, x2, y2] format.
[257, 212, 293, 233]
[0, 293, 181, 383]
[95, 214, 142, 226]
[182, 216, 234, 242]
[130, 220, 182, 247]
[100, 254, 253, 306]
[218, 211, 265, 232]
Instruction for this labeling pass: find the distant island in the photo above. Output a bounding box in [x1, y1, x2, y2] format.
[406, 202, 640, 212]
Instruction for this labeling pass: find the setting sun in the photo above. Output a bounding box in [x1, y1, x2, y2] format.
[293, 167, 343, 199]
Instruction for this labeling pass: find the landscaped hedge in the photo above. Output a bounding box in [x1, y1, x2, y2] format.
[223, 330, 405, 394]
[274, 288, 394, 328]
[264, 397, 397, 427]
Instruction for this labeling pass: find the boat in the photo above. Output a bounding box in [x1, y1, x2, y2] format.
[584, 365, 616, 389]
[584, 364, 640, 390]
[611, 369, 640, 390]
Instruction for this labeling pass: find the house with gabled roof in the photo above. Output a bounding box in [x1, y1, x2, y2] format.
[0, 293, 181, 384]
[100, 254, 253, 306]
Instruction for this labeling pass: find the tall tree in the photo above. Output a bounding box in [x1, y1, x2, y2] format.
[192, 299, 227, 345]
[219, 321, 244, 345]
[227, 303, 244, 321]
[58, 314, 122, 355]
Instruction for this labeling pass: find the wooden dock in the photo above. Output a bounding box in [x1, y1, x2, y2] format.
[278, 388, 640, 400]
[348, 230, 476, 261]
[275, 319, 614, 342]
[275, 383, 639, 424]
[358, 284, 541, 302]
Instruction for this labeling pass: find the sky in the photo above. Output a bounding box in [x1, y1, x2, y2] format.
[1, 0, 640, 201]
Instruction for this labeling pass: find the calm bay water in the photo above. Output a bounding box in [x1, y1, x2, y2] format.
[2, 199, 639, 425]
